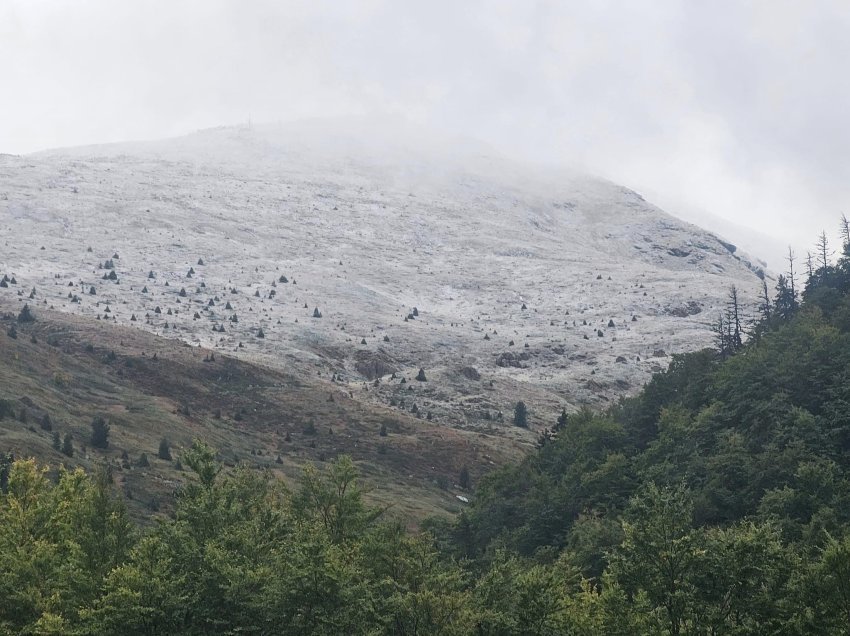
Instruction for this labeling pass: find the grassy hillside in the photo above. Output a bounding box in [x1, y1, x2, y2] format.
[6, 235, 850, 634]
[6, 233, 850, 634]
[0, 300, 522, 524]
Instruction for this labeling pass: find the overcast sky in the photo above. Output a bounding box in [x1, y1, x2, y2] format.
[1, 0, 848, 263]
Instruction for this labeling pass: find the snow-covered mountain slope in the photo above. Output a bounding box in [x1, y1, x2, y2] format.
[0, 120, 766, 431]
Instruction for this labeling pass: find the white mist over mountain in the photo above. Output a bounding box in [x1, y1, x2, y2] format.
[2, 1, 848, 258]
[1, 120, 767, 416]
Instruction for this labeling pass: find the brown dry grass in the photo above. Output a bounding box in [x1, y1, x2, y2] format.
[0, 301, 525, 526]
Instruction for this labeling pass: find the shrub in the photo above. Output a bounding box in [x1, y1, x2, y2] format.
[90, 417, 110, 449]
[459, 465, 471, 489]
[61, 433, 74, 457]
[158, 438, 172, 460]
[18, 305, 35, 322]
[513, 401, 528, 428]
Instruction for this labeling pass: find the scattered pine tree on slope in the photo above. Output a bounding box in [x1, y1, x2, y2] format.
[4, 225, 850, 633]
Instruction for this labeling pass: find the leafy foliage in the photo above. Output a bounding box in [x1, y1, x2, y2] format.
[431, 227, 850, 632]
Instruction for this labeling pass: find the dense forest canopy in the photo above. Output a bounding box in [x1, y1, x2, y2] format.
[5, 225, 850, 634]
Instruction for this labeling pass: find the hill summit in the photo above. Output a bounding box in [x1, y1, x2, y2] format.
[0, 119, 765, 427]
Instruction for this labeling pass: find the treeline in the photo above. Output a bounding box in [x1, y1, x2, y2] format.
[6, 444, 850, 635]
[431, 221, 850, 632]
[2, 448, 481, 634]
[6, 223, 850, 634]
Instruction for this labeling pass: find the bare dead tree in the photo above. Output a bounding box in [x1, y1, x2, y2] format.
[786, 246, 798, 308]
[816, 230, 833, 271]
[712, 313, 730, 358]
[726, 286, 743, 352]
[759, 278, 772, 322]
